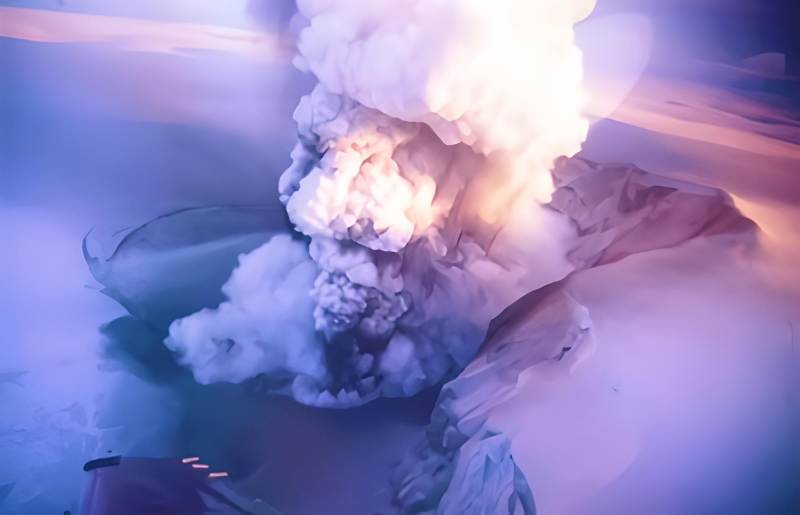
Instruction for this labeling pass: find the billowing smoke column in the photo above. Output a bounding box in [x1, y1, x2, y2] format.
[166, 0, 595, 407]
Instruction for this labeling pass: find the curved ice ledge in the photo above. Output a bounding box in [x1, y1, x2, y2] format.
[84, 205, 289, 329]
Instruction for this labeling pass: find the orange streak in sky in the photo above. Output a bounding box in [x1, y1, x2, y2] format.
[0, 7, 292, 62]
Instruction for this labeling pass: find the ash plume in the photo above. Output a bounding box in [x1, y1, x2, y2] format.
[166, 0, 595, 406]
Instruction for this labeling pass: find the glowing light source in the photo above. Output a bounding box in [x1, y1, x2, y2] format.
[573, 0, 597, 23]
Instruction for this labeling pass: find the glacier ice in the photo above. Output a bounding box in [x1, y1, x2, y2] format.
[56, 1, 798, 512]
[84, 205, 287, 329]
[393, 284, 591, 515]
[389, 158, 761, 513]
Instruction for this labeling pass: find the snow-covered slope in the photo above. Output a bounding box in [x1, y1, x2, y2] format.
[392, 159, 798, 514]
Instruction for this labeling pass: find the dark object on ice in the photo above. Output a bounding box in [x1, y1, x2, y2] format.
[81, 456, 281, 515]
[83, 456, 121, 472]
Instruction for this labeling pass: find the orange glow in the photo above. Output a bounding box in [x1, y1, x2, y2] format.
[0, 7, 290, 62]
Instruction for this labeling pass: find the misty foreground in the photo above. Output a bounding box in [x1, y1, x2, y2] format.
[67, 45, 800, 513]
[2, 2, 799, 513]
[82, 153, 798, 514]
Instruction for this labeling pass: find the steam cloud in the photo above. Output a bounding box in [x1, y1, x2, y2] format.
[166, 0, 594, 406]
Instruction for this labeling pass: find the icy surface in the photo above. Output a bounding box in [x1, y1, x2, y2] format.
[550, 157, 755, 268]
[3, 1, 799, 514]
[393, 285, 590, 515]
[390, 158, 774, 513]
[484, 238, 798, 515]
[85, 205, 287, 329]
